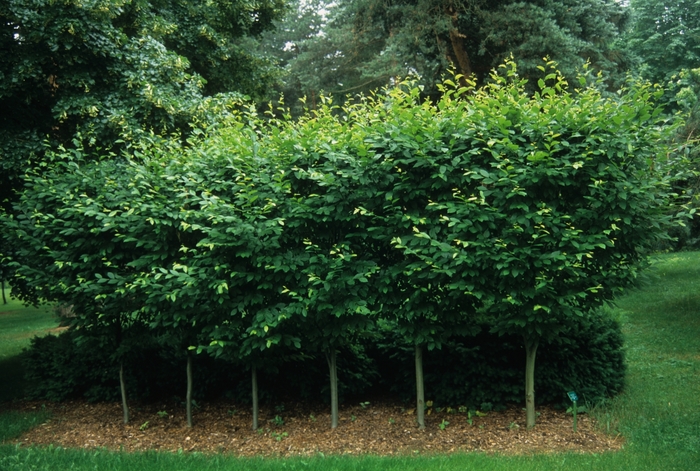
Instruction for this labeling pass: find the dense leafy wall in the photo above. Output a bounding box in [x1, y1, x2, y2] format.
[4, 60, 680, 427]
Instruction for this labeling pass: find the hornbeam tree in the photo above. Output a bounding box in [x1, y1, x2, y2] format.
[1, 150, 185, 423]
[267, 102, 382, 429]
[371, 62, 679, 427]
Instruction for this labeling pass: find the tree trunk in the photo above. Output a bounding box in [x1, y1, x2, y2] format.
[119, 361, 130, 424]
[524, 335, 539, 428]
[186, 351, 193, 428]
[1, 279, 6, 304]
[415, 343, 425, 430]
[448, 28, 472, 78]
[326, 349, 339, 429]
[444, 9, 472, 82]
[251, 365, 259, 431]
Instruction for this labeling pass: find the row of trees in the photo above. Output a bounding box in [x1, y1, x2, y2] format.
[3, 0, 698, 290]
[260, 0, 700, 238]
[3, 63, 682, 429]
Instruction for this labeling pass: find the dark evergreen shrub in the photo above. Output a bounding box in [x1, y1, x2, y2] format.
[23, 309, 623, 408]
[23, 332, 118, 401]
[536, 308, 626, 406]
[371, 308, 625, 409]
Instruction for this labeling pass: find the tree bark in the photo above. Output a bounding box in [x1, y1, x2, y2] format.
[1, 279, 6, 304]
[524, 335, 539, 428]
[415, 343, 425, 430]
[445, 9, 472, 81]
[448, 28, 472, 78]
[326, 349, 339, 429]
[186, 351, 193, 428]
[251, 365, 259, 431]
[119, 361, 130, 424]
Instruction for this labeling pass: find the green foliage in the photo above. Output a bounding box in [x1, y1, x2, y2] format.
[269, 0, 632, 101]
[626, 0, 700, 86]
[0, 0, 285, 287]
[3, 59, 675, 428]
[23, 330, 148, 402]
[21, 306, 623, 412]
[21, 329, 378, 403]
[534, 308, 626, 405]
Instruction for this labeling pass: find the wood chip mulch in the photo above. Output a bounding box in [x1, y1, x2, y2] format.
[4, 399, 624, 456]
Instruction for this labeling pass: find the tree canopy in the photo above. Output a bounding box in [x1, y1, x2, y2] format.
[265, 0, 632, 102]
[3, 60, 679, 428]
[626, 0, 700, 85]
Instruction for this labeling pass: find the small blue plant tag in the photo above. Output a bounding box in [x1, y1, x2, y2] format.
[567, 391, 578, 402]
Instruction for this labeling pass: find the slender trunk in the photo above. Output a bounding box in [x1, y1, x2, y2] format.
[1, 279, 6, 304]
[326, 349, 339, 429]
[524, 335, 539, 428]
[116, 318, 129, 425]
[186, 351, 193, 428]
[119, 361, 130, 424]
[251, 365, 259, 431]
[415, 343, 425, 430]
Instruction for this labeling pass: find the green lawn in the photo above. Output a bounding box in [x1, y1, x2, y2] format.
[1, 253, 699, 470]
[0, 290, 59, 403]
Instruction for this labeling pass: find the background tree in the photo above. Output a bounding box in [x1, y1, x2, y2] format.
[625, 0, 700, 86]
[271, 0, 632, 101]
[623, 0, 700, 248]
[254, 0, 330, 114]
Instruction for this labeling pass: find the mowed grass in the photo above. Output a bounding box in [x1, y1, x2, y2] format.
[0, 297, 59, 359]
[0, 288, 60, 403]
[1, 253, 700, 470]
[603, 252, 700, 462]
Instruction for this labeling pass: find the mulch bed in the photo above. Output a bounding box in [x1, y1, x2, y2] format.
[6, 399, 624, 456]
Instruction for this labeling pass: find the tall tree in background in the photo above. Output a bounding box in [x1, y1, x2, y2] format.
[624, 0, 700, 248]
[626, 0, 700, 85]
[271, 0, 631, 100]
[254, 0, 329, 113]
